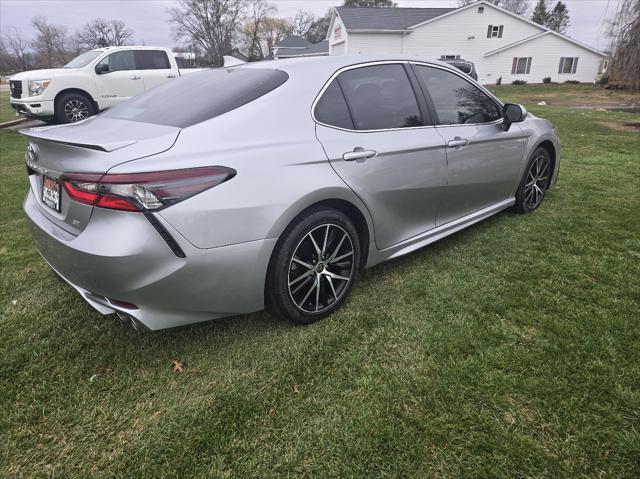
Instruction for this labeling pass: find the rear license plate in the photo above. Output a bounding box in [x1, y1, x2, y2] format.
[42, 176, 61, 212]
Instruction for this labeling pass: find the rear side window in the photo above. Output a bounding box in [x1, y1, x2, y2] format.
[336, 64, 423, 130]
[98, 51, 136, 72]
[415, 66, 502, 125]
[102, 68, 288, 128]
[314, 80, 353, 130]
[136, 50, 171, 70]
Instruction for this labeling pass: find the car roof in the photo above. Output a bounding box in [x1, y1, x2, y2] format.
[241, 54, 459, 75]
[91, 46, 170, 53]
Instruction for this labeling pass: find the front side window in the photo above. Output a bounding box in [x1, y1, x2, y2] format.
[136, 50, 171, 70]
[97, 51, 136, 73]
[102, 68, 288, 128]
[314, 80, 354, 130]
[335, 64, 423, 130]
[559, 57, 579, 74]
[512, 57, 532, 75]
[416, 65, 502, 125]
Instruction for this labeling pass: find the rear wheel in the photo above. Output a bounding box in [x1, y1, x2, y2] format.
[55, 92, 96, 124]
[267, 208, 360, 325]
[512, 147, 552, 213]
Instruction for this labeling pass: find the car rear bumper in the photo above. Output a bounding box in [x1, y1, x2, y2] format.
[10, 99, 55, 119]
[24, 190, 277, 330]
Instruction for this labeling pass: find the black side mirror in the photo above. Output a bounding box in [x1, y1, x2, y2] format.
[95, 63, 109, 74]
[502, 103, 527, 131]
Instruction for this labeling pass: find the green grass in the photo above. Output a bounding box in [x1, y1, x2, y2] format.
[0, 90, 19, 124]
[1, 89, 639, 477]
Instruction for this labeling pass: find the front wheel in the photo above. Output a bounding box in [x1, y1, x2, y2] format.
[512, 147, 552, 213]
[267, 208, 361, 325]
[55, 93, 96, 124]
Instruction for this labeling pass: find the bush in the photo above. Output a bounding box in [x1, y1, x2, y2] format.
[564, 80, 580, 84]
[542, 77, 552, 84]
[512, 79, 528, 85]
[596, 74, 609, 85]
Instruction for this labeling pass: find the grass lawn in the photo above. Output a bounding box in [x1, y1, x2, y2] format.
[0, 90, 20, 124]
[1, 85, 639, 478]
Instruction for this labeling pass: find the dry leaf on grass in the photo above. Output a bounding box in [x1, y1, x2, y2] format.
[170, 358, 185, 373]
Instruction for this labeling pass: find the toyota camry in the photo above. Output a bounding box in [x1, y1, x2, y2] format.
[23, 55, 560, 330]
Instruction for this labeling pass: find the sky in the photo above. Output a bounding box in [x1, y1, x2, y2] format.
[0, 0, 619, 51]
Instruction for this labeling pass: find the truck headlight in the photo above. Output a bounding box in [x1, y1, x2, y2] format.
[28, 79, 51, 97]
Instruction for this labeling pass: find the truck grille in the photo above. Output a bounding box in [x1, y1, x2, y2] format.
[10, 80, 22, 99]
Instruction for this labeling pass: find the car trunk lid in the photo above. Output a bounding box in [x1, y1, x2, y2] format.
[21, 117, 181, 235]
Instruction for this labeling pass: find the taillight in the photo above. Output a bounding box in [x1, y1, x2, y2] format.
[61, 167, 236, 212]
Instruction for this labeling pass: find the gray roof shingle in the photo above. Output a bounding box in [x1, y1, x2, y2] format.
[278, 35, 313, 48]
[276, 40, 329, 58]
[335, 6, 456, 31]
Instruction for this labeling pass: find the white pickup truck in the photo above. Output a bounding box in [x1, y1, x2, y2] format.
[9, 46, 203, 123]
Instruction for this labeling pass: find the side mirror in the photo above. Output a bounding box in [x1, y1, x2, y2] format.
[502, 103, 527, 131]
[95, 63, 109, 74]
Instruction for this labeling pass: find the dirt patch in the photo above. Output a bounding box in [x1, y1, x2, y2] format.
[599, 121, 640, 132]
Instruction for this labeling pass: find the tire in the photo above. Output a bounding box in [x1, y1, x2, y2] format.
[267, 207, 361, 325]
[55, 92, 96, 124]
[512, 147, 552, 213]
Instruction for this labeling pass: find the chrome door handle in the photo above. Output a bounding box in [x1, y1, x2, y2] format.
[447, 137, 469, 148]
[167, 74, 176, 78]
[343, 147, 377, 162]
[130, 75, 141, 80]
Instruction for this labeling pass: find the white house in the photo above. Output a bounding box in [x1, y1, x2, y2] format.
[327, 0, 607, 84]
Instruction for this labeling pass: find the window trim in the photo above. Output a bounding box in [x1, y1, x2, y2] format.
[559, 56, 579, 74]
[312, 61, 504, 133]
[512, 57, 532, 75]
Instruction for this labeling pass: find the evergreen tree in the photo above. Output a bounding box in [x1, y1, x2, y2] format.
[531, 0, 550, 26]
[548, 1, 570, 33]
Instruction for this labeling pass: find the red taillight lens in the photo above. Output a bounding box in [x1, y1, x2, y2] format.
[61, 167, 235, 212]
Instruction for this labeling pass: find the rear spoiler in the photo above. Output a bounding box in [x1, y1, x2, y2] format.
[20, 127, 136, 152]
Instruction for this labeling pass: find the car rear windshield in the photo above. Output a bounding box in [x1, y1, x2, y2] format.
[102, 68, 289, 128]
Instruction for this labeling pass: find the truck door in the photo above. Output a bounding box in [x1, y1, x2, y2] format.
[94, 50, 145, 109]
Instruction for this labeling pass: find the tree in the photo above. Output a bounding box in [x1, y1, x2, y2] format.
[531, 0, 550, 26]
[457, 0, 529, 16]
[241, 0, 276, 60]
[32, 16, 70, 68]
[1, 27, 32, 71]
[259, 16, 290, 56]
[547, 1, 570, 34]
[76, 19, 134, 49]
[290, 9, 316, 38]
[169, 0, 247, 67]
[305, 9, 332, 43]
[608, 0, 640, 89]
[343, 0, 396, 6]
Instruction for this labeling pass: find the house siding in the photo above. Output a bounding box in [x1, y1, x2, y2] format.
[347, 33, 404, 54]
[483, 34, 604, 83]
[330, 2, 604, 84]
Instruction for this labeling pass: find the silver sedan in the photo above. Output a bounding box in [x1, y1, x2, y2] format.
[22, 55, 560, 330]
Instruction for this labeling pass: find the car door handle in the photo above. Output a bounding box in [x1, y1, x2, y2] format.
[167, 74, 176, 78]
[130, 75, 141, 80]
[447, 137, 469, 148]
[343, 147, 377, 162]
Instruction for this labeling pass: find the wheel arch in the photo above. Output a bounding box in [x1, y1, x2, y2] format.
[267, 192, 374, 270]
[54, 88, 99, 112]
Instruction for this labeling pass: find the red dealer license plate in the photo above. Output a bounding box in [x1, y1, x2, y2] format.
[42, 176, 61, 212]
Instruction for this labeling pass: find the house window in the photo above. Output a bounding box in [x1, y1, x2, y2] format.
[512, 57, 532, 75]
[559, 57, 579, 74]
[487, 25, 504, 38]
[478, 6, 484, 13]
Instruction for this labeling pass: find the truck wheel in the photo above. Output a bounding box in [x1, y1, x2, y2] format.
[55, 93, 96, 124]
